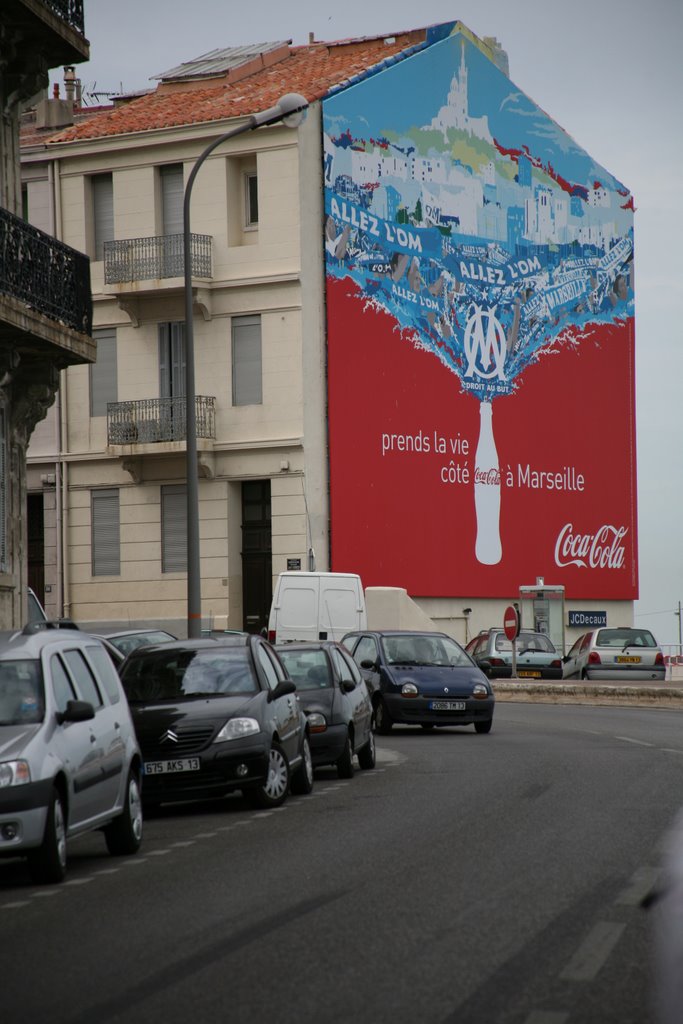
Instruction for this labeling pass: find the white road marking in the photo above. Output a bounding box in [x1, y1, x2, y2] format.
[171, 840, 196, 847]
[559, 921, 625, 981]
[2, 900, 30, 909]
[661, 748, 683, 755]
[148, 849, 172, 856]
[615, 866, 661, 906]
[614, 735, 653, 747]
[31, 889, 62, 896]
[65, 877, 94, 886]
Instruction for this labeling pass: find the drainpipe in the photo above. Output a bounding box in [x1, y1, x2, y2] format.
[53, 156, 71, 620]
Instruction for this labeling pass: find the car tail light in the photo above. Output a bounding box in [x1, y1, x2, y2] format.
[268, 630, 276, 643]
[588, 651, 602, 665]
[489, 658, 505, 667]
[550, 659, 562, 669]
[655, 652, 664, 666]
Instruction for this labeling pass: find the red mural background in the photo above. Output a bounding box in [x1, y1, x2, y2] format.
[327, 278, 638, 599]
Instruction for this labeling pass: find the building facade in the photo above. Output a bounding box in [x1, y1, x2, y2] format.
[1, 0, 93, 629]
[22, 22, 636, 647]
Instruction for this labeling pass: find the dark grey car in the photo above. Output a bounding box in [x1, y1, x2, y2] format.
[276, 641, 375, 777]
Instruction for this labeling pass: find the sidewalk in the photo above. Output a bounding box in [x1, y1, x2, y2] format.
[493, 677, 683, 709]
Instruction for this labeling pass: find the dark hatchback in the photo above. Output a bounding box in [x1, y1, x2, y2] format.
[276, 641, 375, 777]
[119, 634, 313, 810]
[343, 630, 494, 734]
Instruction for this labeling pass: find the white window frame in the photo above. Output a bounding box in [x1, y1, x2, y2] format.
[244, 171, 258, 228]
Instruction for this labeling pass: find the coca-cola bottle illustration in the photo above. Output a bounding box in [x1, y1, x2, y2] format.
[474, 401, 502, 564]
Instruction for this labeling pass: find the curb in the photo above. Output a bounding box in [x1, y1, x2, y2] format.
[491, 680, 683, 709]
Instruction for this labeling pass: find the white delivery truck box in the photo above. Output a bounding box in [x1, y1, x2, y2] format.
[268, 572, 367, 643]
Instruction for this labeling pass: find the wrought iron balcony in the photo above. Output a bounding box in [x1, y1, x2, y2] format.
[107, 396, 216, 446]
[103, 234, 212, 285]
[0, 207, 92, 336]
[41, 0, 86, 35]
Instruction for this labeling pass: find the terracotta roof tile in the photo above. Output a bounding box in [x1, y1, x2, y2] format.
[49, 30, 428, 144]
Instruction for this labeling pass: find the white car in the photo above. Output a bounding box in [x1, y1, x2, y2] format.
[0, 624, 143, 883]
[562, 627, 665, 681]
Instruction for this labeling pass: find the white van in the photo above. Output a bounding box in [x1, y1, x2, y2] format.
[267, 572, 367, 643]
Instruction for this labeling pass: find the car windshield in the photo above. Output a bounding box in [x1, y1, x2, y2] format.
[495, 632, 556, 654]
[381, 634, 472, 667]
[0, 660, 44, 725]
[277, 649, 332, 689]
[121, 648, 259, 701]
[108, 631, 176, 656]
[595, 629, 658, 649]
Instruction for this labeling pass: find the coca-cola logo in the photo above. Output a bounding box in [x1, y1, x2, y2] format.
[474, 467, 501, 485]
[554, 523, 628, 569]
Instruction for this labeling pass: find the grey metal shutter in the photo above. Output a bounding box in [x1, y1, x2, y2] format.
[232, 314, 262, 405]
[161, 164, 184, 236]
[92, 489, 120, 576]
[90, 328, 118, 416]
[92, 173, 114, 261]
[161, 484, 187, 573]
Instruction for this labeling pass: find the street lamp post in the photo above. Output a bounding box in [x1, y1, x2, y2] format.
[183, 93, 308, 638]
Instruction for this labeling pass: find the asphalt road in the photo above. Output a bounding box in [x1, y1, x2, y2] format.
[3, 702, 683, 1024]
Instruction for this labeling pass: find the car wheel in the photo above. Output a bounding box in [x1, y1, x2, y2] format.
[374, 699, 393, 735]
[28, 787, 67, 884]
[357, 729, 376, 770]
[245, 742, 290, 808]
[291, 736, 314, 795]
[474, 718, 493, 734]
[104, 769, 143, 856]
[580, 669, 589, 680]
[336, 731, 355, 779]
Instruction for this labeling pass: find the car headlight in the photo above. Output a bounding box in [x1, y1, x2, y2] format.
[0, 760, 31, 787]
[306, 712, 327, 733]
[214, 718, 260, 742]
[401, 682, 419, 697]
[473, 682, 490, 699]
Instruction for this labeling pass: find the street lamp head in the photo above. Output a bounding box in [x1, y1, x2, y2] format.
[252, 92, 309, 129]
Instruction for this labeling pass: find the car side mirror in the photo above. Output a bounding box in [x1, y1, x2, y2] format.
[269, 679, 296, 702]
[340, 679, 356, 693]
[360, 659, 377, 671]
[56, 699, 95, 725]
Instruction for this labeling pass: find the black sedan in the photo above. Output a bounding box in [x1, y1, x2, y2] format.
[119, 634, 313, 810]
[276, 641, 375, 777]
[343, 630, 495, 734]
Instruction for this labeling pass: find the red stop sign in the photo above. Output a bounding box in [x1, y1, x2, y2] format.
[503, 605, 520, 641]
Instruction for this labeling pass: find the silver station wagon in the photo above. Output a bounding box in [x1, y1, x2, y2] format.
[0, 624, 143, 883]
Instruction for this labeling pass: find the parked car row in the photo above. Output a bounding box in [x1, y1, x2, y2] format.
[1, 623, 495, 884]
[465, 625, 665, 682]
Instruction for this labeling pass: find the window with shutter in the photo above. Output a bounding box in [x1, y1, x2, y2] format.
[92, 173, 114, 261]
[161, 484, 187, 573]
[90, 329, 118, 417]
[91, 489, 120, 576]
[232, 315, 262, 406]
[160, 164, 184, 236]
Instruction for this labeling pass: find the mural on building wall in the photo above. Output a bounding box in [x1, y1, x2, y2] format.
[323, 28, 636, 599]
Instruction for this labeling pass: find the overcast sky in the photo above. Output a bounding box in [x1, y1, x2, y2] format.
[59, 0, 683, 644]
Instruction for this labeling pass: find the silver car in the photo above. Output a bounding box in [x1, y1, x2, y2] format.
[562, 627, 665, 681]
[0, 624, 143, 883]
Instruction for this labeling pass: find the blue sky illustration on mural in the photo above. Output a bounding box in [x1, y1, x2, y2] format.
[58, 0, 682, 644]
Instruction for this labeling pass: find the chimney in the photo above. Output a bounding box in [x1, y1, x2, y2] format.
[309, 32, 315, 43]
[63, 66, 76, 105]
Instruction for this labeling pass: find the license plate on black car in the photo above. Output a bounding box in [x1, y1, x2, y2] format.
[144, 758, 201, 774]
[430, 700, 466, 711]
